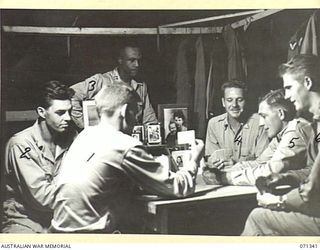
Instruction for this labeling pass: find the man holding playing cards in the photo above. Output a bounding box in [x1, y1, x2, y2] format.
[50, 83, 204, 233]
[242, 54, 320, 236]
[205, 89, 312, 186]
[205, 80, 269, 169]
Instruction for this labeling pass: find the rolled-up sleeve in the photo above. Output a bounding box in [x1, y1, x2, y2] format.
[122, 146, 197, 198]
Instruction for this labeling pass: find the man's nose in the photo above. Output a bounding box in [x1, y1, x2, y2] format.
[232, 100, 239, 106]
[134, 60, 139, 67]
[284, 90, 291, 100]
[64, 112, 71, 121]
[259, 117, 265, 126]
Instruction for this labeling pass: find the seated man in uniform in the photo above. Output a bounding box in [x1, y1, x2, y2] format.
[242, 54, 320, 236]
[50, 83, 204, 233]
[203, 89, 312, 186]
[205, 80, 269, 169]
[2, 81, 77, 233]
[70, 42, 157, 129]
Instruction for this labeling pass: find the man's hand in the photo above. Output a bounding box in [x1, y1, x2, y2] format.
[257, 192, 286, 210]
[206, 158, 234, 170]
[265, 173, 300, 190]
[202, 168, 223, 185]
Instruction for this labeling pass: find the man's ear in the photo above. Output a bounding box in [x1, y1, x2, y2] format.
[278, 108, 286, 121]
[221, 98, 226, 108]
[120, 103, 128, 118]
[304, 76, 313, 91]
[37, 107, 46, 119]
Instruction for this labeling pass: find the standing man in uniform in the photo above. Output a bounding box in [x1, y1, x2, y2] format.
[2, 81, 77, 233]
[70, 42, 157, 129]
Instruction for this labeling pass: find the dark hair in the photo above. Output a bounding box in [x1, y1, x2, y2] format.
[118, 40, 141, 59]
[259, 89, 296, 121]
[37, 80, 74, 109]
[173, 110, 186, 121]
[221, 80, 248, 97]
[95, 82, 141, 117]
[278, 54, 320, 91]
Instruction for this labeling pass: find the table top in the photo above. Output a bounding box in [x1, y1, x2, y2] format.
[137, 184, 258, 214]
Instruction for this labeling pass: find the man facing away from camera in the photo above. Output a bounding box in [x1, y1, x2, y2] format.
[2, 81, 77, 233]
[50, 83, 204, 233]
[242, 54, 320, 236]
[203, 89, 312, 186]
[205, 80, 269, 169]
[70, 42, 157, 130]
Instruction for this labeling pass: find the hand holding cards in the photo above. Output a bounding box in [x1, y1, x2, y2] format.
[207, 149, 233, 170]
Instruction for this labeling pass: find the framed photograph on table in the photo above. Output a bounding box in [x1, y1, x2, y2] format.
[146, 123, 162, 145]
[171, 149, 191, 171]
[83, 100, 100, 128]
[158, 104, 190, 141]
[132, 125, 145, 143]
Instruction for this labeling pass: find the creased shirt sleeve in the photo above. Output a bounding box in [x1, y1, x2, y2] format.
[205, 119, 221, 156]
[70, 74, 108, 129]
[122, 146, 197, 198]
[285, 152, 320, 217]
[5, 140, 58, 211]
[228, 121, 311, 186]
[253, 126, 269, 158]
[140, 83, 158, 124]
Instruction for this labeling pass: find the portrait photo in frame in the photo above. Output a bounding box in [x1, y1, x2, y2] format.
[158, 104, 190, 141]
[171, 149, 192, 171]
[132, 125, 145, 143]
[146, 123, 162, 145]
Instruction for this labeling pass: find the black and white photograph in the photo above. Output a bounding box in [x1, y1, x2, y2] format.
[146, 123, 162, 144]
[132, 125, 144, 143]
[1, 6, 320, 242]
[158, 104, 189, 139]
[171, 149, 191, 170]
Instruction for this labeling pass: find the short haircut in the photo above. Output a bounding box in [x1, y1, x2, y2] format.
[221, 80, 248, 97]
[173, 110, 185, 121]
[118, 40, 141, 59]
[94, 82, 140, 117]
[278, 54, 320, 91]
[37, 80, 74, 109]
[259, 89, 296, 121]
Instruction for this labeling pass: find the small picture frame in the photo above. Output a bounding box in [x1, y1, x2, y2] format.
[146, 123, 162, 145]
[158, 104, 190, 141]
[83, 100, 100, 128]
[132, 125, 145, 143]
[171, 149, 191, 171]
